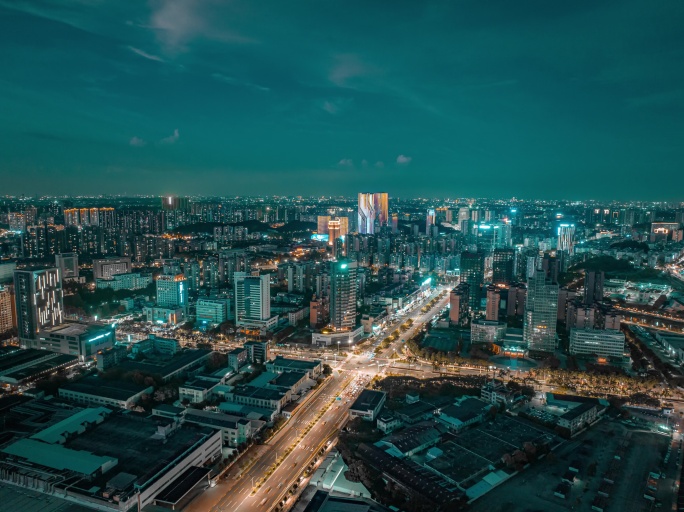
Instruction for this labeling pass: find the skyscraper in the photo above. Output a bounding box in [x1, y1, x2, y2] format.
[449, 283, 470, 326]
[485, 285, 500, 321]
[584, 270, 605, 305]
[14, 268, 64, 343]
[492, 248, 515, 285]
[358, 192, 388, 234]
[234, 272, 274, 328]
[460, 251, 485, 310]
[523, 274, 559, 353]
[557, 223, 576, 255]
[426, 209, 436, 233]
[330, 260, 357, 331]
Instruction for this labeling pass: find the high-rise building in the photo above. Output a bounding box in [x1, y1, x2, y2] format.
[492, 248, 515, 285]
[14, 268, 64, 343]
[358, 192, 388, 234]
[55, 253, 79, 280]
[330, 260, 357, 331]
[93, 257, 131, 279]
[460, 251, 485, 310]
[156, 274, 188, 312]
[426, 209, 436, 233]
[506, 283, 526, 318]
[557, 223, 576, 255]
[485, 285, 500, 321]
[584, 270, 604, 305]
[234, 273, 275, 329]
[523, 274, 559, 353]
[0, 286, 14, 334]
[449, 283, 470, 326]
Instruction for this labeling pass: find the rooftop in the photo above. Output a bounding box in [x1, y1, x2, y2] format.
[60, 376, 150, 402]
[268, 355, 321, 371]
[439, 398, 491, 423]
[350, 389, 387, 412]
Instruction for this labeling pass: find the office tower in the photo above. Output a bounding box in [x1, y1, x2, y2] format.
[557, 223, 576, 255]
[156, 274, 188, 312]
[55, 253, 79, 280]
[14, 268, 64, 342]
[584, 270, 605, 305]
[449, 283, 470, 326]
[569, 329, 626, 359]
[485, 285, 500, 321]
[460, 251, 485, 310]
[358, 192, 388, 234]
[426, 209, 436, 233]
[541, 254, 561, 284]
[523, 274, 559, 353]
[507, 283, 527, 318]
[0, 286, 14, 333]
[330, 260, 357, 331]
[492, 248, 515, 285]
[93, 257, 131, 279]
[234, 272, 273, 327]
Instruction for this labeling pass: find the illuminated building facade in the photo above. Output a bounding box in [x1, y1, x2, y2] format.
[557, 223, 576, 255]
[460, 251, 485, 310]
[234, 273, 276, 329]
[156, 274, 188, 313]
[523, 274, 558, 353]
[330, 260, 357, 330]
[0, 286, 14, 334]
[358, 192, 388, 234]
[93, 257, 131, 279]
[14, 268, 64, 343]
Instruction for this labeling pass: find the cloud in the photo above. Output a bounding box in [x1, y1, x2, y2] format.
[127, 46, 165, 62]
[337, 158, 354, 168]
[212, 73, 269, 92]
[129, 136, 147, 147]
[321, 97, 353, 115]
[375, 161, 385, 169]
[160, 129, 180, 145]
[149, 0, 255, 52]
[329, 54, 373, 88]
[361, 159, 368, 168]
[396, 154, 412, 165]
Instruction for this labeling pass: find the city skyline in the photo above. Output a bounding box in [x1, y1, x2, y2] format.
[1, 1, 683, 199]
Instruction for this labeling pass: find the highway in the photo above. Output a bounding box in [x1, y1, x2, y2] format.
[185, 286, 451, 512]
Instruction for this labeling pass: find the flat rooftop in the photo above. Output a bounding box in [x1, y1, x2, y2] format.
[351, 389, 386, 412]
[0, 483, 93, 512]
[117, 349, 211, 377]
[232, 385, 287, 401]
[60, 376, 149, 401]
[269, 355, 321, 371]
[66, 413, 215, 492]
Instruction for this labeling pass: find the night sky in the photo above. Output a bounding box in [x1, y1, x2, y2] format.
[1, 1, 683, 199]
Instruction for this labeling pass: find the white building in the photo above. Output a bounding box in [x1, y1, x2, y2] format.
[196, 298, 230, 325]
[470, 319, 507, 345]
[569, 329, 626, 359]
[96, 272, 152, 291]
[234, 272, 277, 330]
[93, 257, 131, 279]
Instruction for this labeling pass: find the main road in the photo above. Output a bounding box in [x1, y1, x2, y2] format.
[186, 286, 451, 512]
